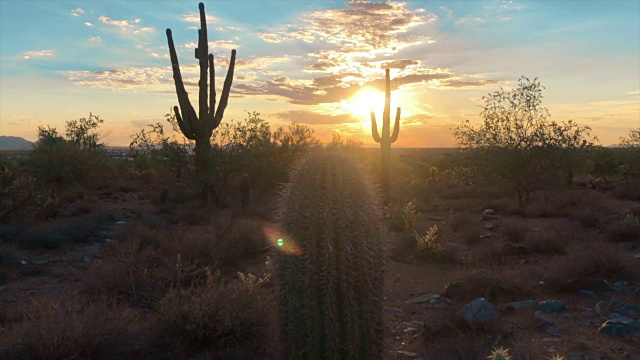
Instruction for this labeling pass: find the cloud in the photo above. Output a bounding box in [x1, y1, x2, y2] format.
[182, 13, 220, 24]
[71, 8, 84, 17]
[440, 6, 453, 20]
[273, 110, 361, 125]
[98, 16, 154, 34]
[85, 22, 93, 27]
[17, 50, 54, 60]
[455, 17, 487, 25]
[257, 1, 435, 58]
[89, 36, 102, 43]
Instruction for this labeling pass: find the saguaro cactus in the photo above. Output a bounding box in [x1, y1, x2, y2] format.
[371, 69, 401, 202]
[166, 2, 236, 203]
[276, 151, 384, 359]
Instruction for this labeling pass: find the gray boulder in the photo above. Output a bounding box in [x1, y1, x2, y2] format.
[459, 297, 499, 325]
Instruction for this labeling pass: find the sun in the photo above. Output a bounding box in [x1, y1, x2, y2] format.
[340, 87, 405, 130]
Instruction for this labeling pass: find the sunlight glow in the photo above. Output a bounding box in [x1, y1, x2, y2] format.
[341, 87, 406, 130]
[263, 224, 302, 256]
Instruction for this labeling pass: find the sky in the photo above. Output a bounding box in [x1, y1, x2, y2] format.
[0, 0, 639, 147]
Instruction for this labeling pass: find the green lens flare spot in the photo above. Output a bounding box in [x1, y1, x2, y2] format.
[277, 238, 284, 247]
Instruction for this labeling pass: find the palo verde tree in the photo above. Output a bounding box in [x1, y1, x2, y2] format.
[453, 76, 596, 205]
[371, 69, 401, 202]
[166, 2, 236, 204]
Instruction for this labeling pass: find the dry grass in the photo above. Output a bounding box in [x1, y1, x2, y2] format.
[502, 218, 527, 243]
[0, 298, 140, 360]
[157, 279, 275, 356]
[421, 306, 512, 360]
[440, 270, 532, 304]
[541, 240, 638, 293]
[523, 229, 573, 255]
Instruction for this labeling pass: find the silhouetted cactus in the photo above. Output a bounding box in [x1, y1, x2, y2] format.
[166, 2, 236, 204]
[371, 69, 401, 202]
[240, 173, 250, 211]
[275, 151, 384, 359]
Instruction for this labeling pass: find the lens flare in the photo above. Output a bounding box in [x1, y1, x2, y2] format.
[263, 224, 302, 255]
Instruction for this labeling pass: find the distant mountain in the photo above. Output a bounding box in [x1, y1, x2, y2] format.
[0, 136, 33, 150]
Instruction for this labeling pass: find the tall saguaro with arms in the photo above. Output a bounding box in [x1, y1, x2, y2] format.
[166, 2, 236, 204]
[371, 69, 401, 202]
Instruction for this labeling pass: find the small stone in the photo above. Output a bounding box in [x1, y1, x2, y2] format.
[538, 300, 567, 313]
[403, 327, 419, 333]
[505, 299, 537, 311]
[546, 325, 561, 336]
[535, 311, 556, 328]
[406, 294, 440, 304]
[613, 281, 629, 293]
[34, 259, 49, 265]
[398, 350, 417, 358]
[20, 260, 27, 265]
[5, 297, 17, 303]
[578, 290, 597, 300]
[459, 297, 499, 325]
[76, 256, 91, 263]
[598, 316, 640, 337]
[84, 243, 105, 252]
[115, 220, 127, 225]
[577, 278, 615, 293]
[479, 233, 494, 239]
[484, 223, 494, 230]
[385, 307, 406, 317]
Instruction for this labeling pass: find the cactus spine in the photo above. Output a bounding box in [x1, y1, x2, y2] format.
[371, 69, 401, 202]
[166, 2, 236, 204]
[240, 173, 250, 211]
[276, 151, 384, 359]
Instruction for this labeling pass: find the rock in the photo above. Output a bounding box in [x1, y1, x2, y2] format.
[20, 260, 27, 265]
[484, 223, 494, 230]
[76, 255, 91, 263]
[385, 307, 406, 318]
[84, 243, 105, 252]
[34, 259, 49, 265]
[622, 303, 640, 315]
[538, 300, 567, 313]
[479, 233, 494, 239]
[115, 220, 127, 225]
[613, 281, 629, 293]
[546, 325, 561, 336]
[568, 352, 588, 359]
[598, 316, 640, 337]
[406, 293, 440, 304]
[481, 209, 499, 221]
[398, 351, 417, 358]
[5, 297, 17, 303]
[505, 299, 537, 311]
[578, 290, 597, 300]
[459, 297, 499, 325]
[403, 327, 419, 334]
[595, 296, 619, 315]
[535, 311, 556, 328]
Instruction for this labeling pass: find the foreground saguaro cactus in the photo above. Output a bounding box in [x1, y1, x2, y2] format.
[371, 69, 401, 202]
[166, 2, 236, 203]
[275, 151, 384, 359]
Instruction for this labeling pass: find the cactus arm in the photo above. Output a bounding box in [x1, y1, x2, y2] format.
[174, 106, 196, 140]
[166, 28, 197, 138]
[371, 111, 381, 143]
[208, 54, 215, 126]
[390, 107, 401, 143]
[214, 49, 237, 127]
[197, 2, 209, 125]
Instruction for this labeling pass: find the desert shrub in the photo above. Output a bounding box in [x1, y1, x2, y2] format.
[14, 214, 105, 249]
[607, 214, 640, 243]
[523, 230, 572, 255]
[453, 76, 596, 206]
[157, 277, 273, 354]
[421, 307, 511, 360]
[0, 174, 59, 221]
[570, 207, 602, 228]
[389, 201, 418, 232]
[543, 241, 638, 292]
[501, 219, 527, 243]
[448, 212, 483, 245]
[26, 120, 112, 185]
[415, 225, 442, 254]
[441, 270, 531, 303]
[0, 299, 138, 360]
